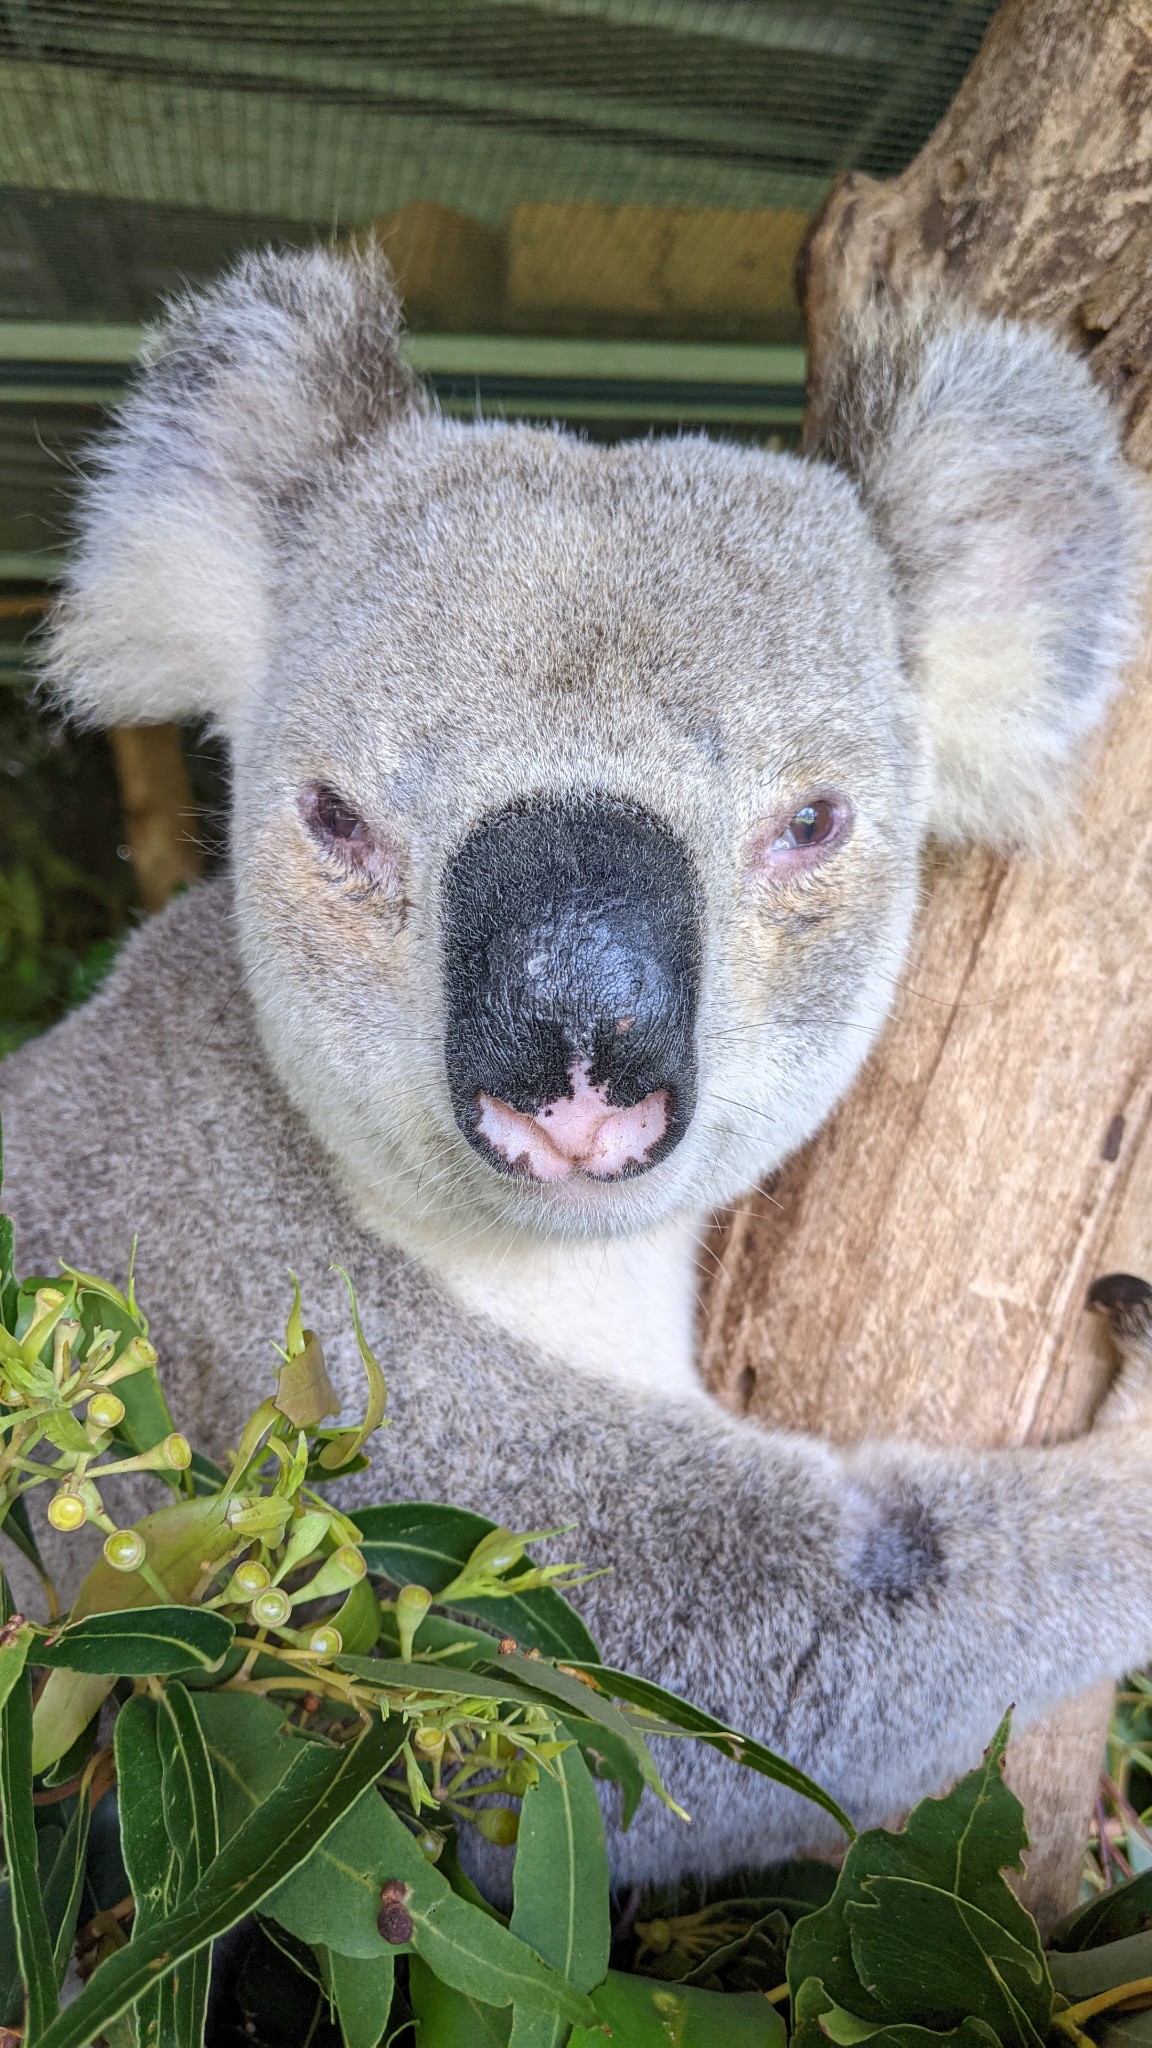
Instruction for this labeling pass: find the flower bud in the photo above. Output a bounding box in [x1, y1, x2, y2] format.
[250, 1586, 292, 1629]
[395, 1582, 432, 1661]
[87, 1390, 126, 1431]
[103, 1528, 146, 1573]
[416, 1830, 444, 1863]
[474, 1806, 519, 1847]
[503, 1757, 537, 1797]
[292, 1543, 367, 1603]
[308, 1625, 343, 1660]
[230, 1559, 271, 1598]
[47, 1491, 87, 1533]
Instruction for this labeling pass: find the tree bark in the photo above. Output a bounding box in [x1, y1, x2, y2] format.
[698, 0, 1152, 1929]
[108, 725, 202, 914]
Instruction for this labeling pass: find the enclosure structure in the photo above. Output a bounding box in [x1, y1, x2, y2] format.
[1, 0, 1150, 1927]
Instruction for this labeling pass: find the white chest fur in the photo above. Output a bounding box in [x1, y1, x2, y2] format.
[352, 1184, 705, 1399]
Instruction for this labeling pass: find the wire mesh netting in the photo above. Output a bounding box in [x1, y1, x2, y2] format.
[1, 2, 995, 1036]
[0, 0, 997, 563]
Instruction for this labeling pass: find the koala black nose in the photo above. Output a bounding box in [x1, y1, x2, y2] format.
[442, 794, 701, 1182]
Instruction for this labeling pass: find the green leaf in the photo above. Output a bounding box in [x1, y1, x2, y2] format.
[479, 1655, 676, 1816]
[563, 1662, 854, 1840]
[34, 1714, 405, 2048]
[117, 1686, 220, 2048]
[268, 1786, 594, 2027]
[334, 1655, 574, 1714]
[0, 1613, 33, 1713]
[354, 1504, 599, 1660]
[375, 1608, 503, 1666]
[42, 1792, 93, 1984]
[323, 1946, 396, 2048]
[316, 1269, 388, 1469]
[1, 1495, 56, 1608]
[32, 1495, 236, 1771]
[561, 1718, 645, 1829]
[787, 1714, 1051, 2048]
[1048, 1928, 1152, 2000]
[115, 1695, 170, 1934]
[0, 1201, 17, 1327]
[34, 1605, 234, 1675]
[0, 1825, 63, 2028]
[511, 1742, 609, 1998]
[792, 1977, 1002, 2048]
[409, 1953, 511, 2046]
[154, 1681, 220, 2047]
[0, 1573, 59, 2039]
[191, 1691, 301, 1842]
[1051, 1868, 1152, 1952]
[276, 1329, 340, 1429]
[568, 1970, 786, 2045]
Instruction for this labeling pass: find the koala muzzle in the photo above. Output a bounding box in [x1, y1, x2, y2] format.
[442, 794, 701, 1183]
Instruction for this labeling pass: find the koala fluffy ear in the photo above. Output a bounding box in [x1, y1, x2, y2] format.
[45, 244, 424, 731]
[815, 303, 1145, 848]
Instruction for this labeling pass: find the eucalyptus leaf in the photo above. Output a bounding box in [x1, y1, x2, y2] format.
[511, 1741, 609, 1996]
[409, 1953, 511, 2046]
[42, 1791, 93, 1983]
[1051, 1868, 1152, 1952]
[568, 1969, 786, 2045]
[152, 1680, 221, 2047]
[0, 1615, 32, 1713]
[1048, 1929, 1152, 2000]
[564, 1661, 854, 1840]
[354, 1504, 598, 1660]
[324, 1945, 396, 2048]
[270, 1785, 594, 2027]
[0, 1825, 63, 2028]
[479, 1654, 673, 1814]
[787, 1714, 1052, 2048]
[0, 1574, 59, 2039]
[560, 1716, 645, 1829]
[792, 1977, 1002, 2048]
[34, 1605, 234, 1675]
[35, 1714, 405, 2048]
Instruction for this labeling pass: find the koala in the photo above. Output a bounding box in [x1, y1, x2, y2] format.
[2, 244, 1150, 1890]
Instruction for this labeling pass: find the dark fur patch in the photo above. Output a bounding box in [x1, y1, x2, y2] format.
[850, 1482, 945, 1602]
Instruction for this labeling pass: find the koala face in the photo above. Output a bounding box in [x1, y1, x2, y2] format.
[229, 420, 924, 1240]
[47, 249, 1140, 1245]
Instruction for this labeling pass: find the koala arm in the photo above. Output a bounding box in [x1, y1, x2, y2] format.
[3, 890, 1147, 1881]
[357, 1273, 1152, 1871]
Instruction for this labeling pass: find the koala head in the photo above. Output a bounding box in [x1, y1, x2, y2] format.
[46, 247, 1142, 1246]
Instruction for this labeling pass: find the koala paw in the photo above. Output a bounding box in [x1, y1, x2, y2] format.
[1089, 1273, 1152, 1427]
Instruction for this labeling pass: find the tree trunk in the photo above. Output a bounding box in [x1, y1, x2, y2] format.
[698, 0, 1152, 1929]
[108, 725, 202, 914]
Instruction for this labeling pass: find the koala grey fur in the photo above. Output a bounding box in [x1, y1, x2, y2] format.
[2, 245, 1149, 1887]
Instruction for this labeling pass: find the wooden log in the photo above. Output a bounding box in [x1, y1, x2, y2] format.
[108, 725, 202, 915]
[698, 0, 1152, 1929]
[505, 200, 808, 341]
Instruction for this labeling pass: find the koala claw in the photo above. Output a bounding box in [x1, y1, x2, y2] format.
[1089, 1273, 1152, 1427]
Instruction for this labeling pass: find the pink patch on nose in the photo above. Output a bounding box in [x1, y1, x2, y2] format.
[476, 1060, 669, 1182]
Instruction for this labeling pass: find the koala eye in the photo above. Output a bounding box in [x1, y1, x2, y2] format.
[299, 782, 406, 897]
[773, 799, 837, 851]
[750, 793, 851, 882]
[312, 784, 368, 844]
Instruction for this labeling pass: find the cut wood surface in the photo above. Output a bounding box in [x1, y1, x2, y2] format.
[698, 0, 1152, 1927]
